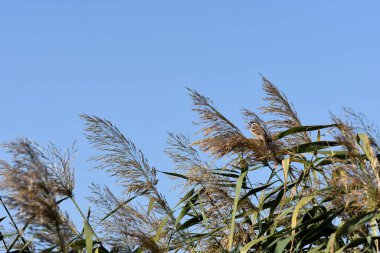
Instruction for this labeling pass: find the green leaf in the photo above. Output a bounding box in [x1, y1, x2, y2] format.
[160, 171, 188, 180]
[294, 209, 341, 249]
[270, 207, 293, 235]
[100, 196, 136, 222]
[175, 204, 191, 227]
[18, 238, 34, 252]
[147, 196, 155, 215]
[212, 172, 240, 178]
[198, 196, 208, 226]
[173, 188, 196, 209]
[307, 244, 324, 253]
[70, 239, 86, 251]
[238, 181, 277, 207]
[175, 189, 200, 227]
[274, 234, 296, 253]
[241, 234, 272, 253]
[336, 211, 377, 237]
[358, 133, 379, 169]
[95, 246, 110, 253]
[269, 187, 286, 217]
[315, 150, 349, 157]
[262, 182, 296, 211]
[178, 215, 203, 230]
[289, 141, 340, 154]
[84, 220, 93, 253]
[291, 195, 315, 235]
[6, 219, 30, 252]
[325, 233, 336, 253]
[277, 124, 337, 139]
[335, 237, 368, 253]
[154, 216, 169, 242]
[228, 170, 248, 251]
[282, 157, 290, 186]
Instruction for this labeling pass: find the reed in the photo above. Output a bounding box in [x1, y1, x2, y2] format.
[1, 77, 379, 252]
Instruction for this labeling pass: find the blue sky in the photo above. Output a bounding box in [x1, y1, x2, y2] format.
[1, 1, 380, 225]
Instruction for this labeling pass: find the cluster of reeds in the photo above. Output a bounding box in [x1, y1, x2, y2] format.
[1, 77, 380, 252]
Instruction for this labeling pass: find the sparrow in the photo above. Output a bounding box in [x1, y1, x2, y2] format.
[249, 121, 268, 143]
[249, 121, 285, 168]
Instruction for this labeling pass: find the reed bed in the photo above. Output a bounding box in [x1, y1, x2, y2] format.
[1, 78, 379, 252]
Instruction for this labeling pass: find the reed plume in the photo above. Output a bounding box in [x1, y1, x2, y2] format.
[260, 76, 310, 144]
[81, 114, 158, 195]
[188, 88, 252, 158]
[328, 115, 380, 218]
[81, 114, 186, 250]
[89, 184, 166, 252]
[0, 139, 76, 252]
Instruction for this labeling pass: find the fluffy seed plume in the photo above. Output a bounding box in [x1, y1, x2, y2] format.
[188, 88, 252, 158]
[89, 184, 167, 252]
[343, 107, 380, 148]
[260, 76, 310, 143]
[165, 133, 206, 172]
[81, 114, 179, 233]
[0, 139, 76, 252]
[81, 114, 158, 195]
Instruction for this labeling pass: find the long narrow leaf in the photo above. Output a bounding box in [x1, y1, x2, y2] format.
[84, 220, 93, 253]
[100, 196, 137, 222]
[277, 124, 337, 139]
[228, 170, 248, 251]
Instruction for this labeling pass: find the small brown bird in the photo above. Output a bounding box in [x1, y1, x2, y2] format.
[249, 121, 268, 143]
[249, 121, 285, 168]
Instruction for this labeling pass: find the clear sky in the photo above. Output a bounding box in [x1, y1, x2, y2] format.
[1, 1, 380, 225]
